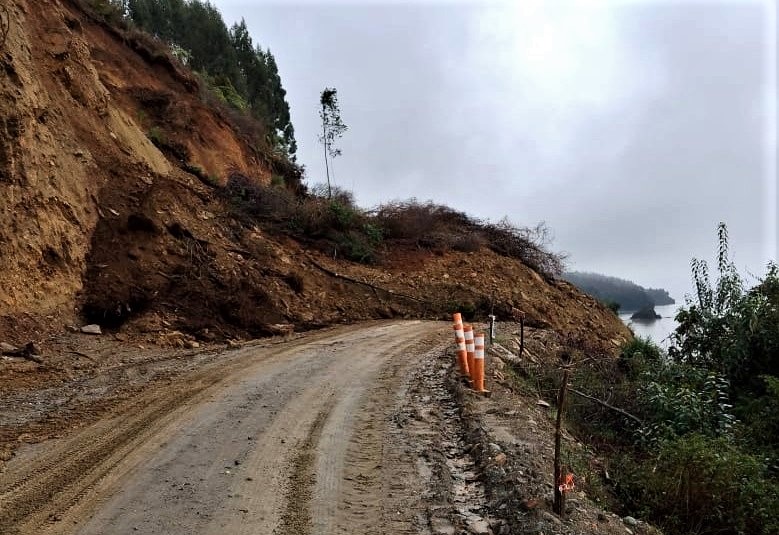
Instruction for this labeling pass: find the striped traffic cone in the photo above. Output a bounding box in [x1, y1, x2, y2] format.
[453, 313, 469, 376]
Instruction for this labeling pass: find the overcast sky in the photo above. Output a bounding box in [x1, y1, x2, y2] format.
[211, 0, 777, 300]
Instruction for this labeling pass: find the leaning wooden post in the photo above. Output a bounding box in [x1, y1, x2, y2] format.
[519, 312, 525, 359]
[553, 351, 572, 517]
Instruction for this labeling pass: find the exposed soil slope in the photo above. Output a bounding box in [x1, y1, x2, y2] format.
[0, 0, 630, 349]
[0, 0, 269, 331]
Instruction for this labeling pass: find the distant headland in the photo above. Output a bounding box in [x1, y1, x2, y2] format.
[563, 271, 675, 313]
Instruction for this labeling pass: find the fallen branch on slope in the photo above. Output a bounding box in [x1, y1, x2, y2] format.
[569, 388, 643, 425]
[306, 257, 426, 303]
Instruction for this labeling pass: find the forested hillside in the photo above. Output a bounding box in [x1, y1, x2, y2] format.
[563, 271, 675, 311]
[111, 0, 296, 158]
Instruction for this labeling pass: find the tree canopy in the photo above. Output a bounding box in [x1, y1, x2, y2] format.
[126, 0, 296, 157]
[563, 271, 675, 311]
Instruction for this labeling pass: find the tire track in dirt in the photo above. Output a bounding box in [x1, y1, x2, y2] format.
[276, 405, 332, 535]
[0, 323, 407, 535]
[1, 321, 447, 535]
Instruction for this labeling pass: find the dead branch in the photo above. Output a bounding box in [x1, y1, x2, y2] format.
[569, 388, 643, 425]
[307, 257, 426, 303]
[67, 350, 97, 362]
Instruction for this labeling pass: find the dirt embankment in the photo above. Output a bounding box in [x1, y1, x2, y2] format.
[0, 0, 268, 334]
[0, 0, 630, 349]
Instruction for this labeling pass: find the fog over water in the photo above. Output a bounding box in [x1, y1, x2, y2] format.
[212, 0, 778, 301]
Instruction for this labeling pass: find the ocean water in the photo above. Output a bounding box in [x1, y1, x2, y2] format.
[619, 303, 683, 349]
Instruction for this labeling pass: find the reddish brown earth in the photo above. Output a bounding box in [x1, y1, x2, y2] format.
[0, 3, 641, 533]
[0, 0, 629, 349]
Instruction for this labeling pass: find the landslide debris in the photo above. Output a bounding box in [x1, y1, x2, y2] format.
[0, 0, 630, 351]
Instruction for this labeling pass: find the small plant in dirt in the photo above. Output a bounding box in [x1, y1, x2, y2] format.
[147, 126, 167, 147]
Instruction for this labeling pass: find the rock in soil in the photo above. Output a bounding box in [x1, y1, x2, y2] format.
[81, 324, 103, 335]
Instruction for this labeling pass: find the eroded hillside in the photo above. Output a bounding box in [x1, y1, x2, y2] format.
[0, 0, 630, 349]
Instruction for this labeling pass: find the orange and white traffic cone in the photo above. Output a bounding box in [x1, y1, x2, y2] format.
[473, 332, 487, 392]
[453, 313, 469, 376]
[464, 325, 475, 384]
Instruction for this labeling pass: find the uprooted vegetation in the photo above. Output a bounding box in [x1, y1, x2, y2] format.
[76, 165, 613, 343]
[224, 174, 567, 278]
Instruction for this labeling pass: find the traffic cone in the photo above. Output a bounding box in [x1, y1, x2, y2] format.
[473, 332, 487, 392]
[453, 313, 469, 376]
[464, 325, 475, 384]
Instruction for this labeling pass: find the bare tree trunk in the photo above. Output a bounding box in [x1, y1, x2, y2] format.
[322, 116, 331, 199]
[519, 315, 525, 358]
[553, 366, 571, 517]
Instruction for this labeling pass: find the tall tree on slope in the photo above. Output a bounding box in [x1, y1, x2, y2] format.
[319, 87, 347, 198]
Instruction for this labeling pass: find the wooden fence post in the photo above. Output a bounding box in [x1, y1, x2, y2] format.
[553, 352, 572, 517]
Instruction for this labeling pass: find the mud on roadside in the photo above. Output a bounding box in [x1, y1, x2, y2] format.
[444, 333, 663, 535]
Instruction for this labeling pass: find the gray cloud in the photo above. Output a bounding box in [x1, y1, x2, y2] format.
[212, 0, 776, 299]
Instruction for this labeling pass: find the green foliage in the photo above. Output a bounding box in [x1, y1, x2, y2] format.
[202, 74, 249, 111]
[602, 299, 620, 314]
[637, 366, 736, 444]
[739, 375, 779, 465]
[224, 175, 380, 265]
[362, 223, 383, 246]
[559, 224, 779, 535]
[671, 224, 779, 398]
[613, 434, 778, 535]
[618, 336, 661, 379]
[319, 87, 347, 197]
[125, 0, 296, 156]
[337, 231, 377, 264]
[328, 201, 358, 232]
[84, 0, 128, 24]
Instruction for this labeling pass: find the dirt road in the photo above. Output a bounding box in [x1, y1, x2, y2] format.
[0, 321, 464, 535]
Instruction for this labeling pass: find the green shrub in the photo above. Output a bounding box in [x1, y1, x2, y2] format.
[337, 231, 377, 264]
[328, 200, 359, 231]
[613, 434, 778, 535]
[619, 336, 662, 378]
[363, 223, 383, 245]
[637, 365, 736, 443]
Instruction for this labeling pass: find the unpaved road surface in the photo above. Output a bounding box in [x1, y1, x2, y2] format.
[0, 321, 469, 535]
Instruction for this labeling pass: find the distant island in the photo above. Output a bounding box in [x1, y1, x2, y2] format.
[563, 271, 675, 313]
[631, 306, 662, 320]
